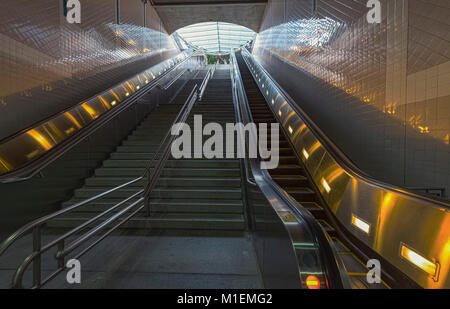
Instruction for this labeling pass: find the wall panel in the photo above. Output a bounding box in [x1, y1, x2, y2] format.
[0, 0, 177, 139]
[253, 0, 450, 199]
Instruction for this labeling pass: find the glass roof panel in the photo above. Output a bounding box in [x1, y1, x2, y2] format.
[174, 22, 256, 55]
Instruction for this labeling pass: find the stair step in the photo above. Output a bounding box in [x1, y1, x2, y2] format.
[95, 167, 241, 177]
[318, 219, 336, 236]
[48, 213, 245, 230]
[269, 164, 304, 175]
[301, 202, 325, 218]
[84, 177, 241, 188]
[286, 187, 316, 202]
[74, 187, 242, 200]
[102, 159, 240, 168]
[62, 199, 243, 214]
[271, 174, 308, 186]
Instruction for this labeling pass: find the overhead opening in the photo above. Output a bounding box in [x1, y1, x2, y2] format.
[173, 22, 256, 56]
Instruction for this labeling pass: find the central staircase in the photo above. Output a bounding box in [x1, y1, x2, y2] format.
[51, 69, 245, 232]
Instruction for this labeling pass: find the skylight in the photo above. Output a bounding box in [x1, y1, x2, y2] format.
[174, 22, 256, 55]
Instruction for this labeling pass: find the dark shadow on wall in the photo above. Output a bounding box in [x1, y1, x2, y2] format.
[256, 49, 449, 199]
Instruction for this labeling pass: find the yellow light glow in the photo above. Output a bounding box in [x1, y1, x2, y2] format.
[145, 80, 149, 84]
[299, 124, 307, 133]
[27, 130, 53, 150]
[0, 157, 12, 172]
[266, 90, 269, 95]
[288, 126, 293, 134]
[136, 85, 140, 90]
[81, 103, 98, 119]
[98, 95, 111, 110]
[352, 215, 370, 234]
[262, 84, 265, 88]
[110, 90, 120, 102]
[125, 92, 130, 97]
[321, 178, 331, 193]
[302, 148, 309, 159]
[111, 101, 117, 106]
[271, 99, 275, 104]
[64, 112, 82, 129]
[401, 244, 438, 277]
[126, 82, 135, 92]
[278, 110, 282, 117]
[310, 141, 321, 154]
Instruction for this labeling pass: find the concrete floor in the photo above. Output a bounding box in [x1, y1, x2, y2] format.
[0, 229, 263, 289]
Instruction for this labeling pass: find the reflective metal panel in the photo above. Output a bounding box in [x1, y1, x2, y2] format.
[0, 51, 195, 176]
[242, 48, 450, 289]
[252, 0, 450, 200]
[0, 0, 178, 139]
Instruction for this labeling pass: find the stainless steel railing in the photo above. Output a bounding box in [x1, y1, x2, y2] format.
[0, 66, 212, 289]
[198, 65, 216, 101]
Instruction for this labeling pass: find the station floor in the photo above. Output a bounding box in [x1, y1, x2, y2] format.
[0, 230, 263, 289]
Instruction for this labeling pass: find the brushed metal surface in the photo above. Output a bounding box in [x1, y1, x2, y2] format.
[0, 51, 197, 175]
[0, 0, 178, 139]
[242, 48, 450, 289]
[252, 0, 450, 200]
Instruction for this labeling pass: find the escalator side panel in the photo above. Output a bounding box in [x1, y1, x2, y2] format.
[237, 50, 450, 289]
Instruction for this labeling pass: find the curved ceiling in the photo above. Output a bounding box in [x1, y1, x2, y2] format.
[175, 22, 256, 55]
[150, 0, 268, 34]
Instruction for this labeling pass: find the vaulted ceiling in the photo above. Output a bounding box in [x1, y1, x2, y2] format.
[149, 0, 268, 34]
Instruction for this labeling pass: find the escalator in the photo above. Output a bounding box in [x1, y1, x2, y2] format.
[236, 54, 389, 289]
[1, 50, 448, 290]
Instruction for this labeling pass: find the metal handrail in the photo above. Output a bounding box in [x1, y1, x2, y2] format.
[230, 49, 350, 289]
[241, 48, 450, 208]
[157, 68, 189, 91]
[198, 66, 214, 101]
[0, 50, 199, 183]
[143, 85, 199, 215]
[0, 68, 209, 288]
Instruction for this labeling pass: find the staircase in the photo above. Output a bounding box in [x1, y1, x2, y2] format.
[51, 69, 245, 232]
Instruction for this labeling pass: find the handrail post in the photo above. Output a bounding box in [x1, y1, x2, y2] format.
[145, 171, 151, 217]
[57, 240, 65, 269]
[32, 226, 42, 289]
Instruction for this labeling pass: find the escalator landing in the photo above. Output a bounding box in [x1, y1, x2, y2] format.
[0, 230, 262, 289]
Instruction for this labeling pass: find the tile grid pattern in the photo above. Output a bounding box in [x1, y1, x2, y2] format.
[253, 0, 450, 198]
[0, 0, 177, 139]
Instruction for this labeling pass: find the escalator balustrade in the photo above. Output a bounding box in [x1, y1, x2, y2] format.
[236, 54, 390, 289]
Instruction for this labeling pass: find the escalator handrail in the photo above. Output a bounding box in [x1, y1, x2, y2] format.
[0, 77, 205, 288]
[157, 68, 189, 91]
[241, 48, 450, 208]
[0, 50, 200, 183]
[198, 66, 214, 101]
[230, 50, 350, 289]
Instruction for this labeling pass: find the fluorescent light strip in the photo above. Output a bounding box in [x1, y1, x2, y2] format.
[321, 178, 331, 193]
[400, 244, 438, 277]
[351, 215, 370, 234]
[302, 148, 309, 159]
